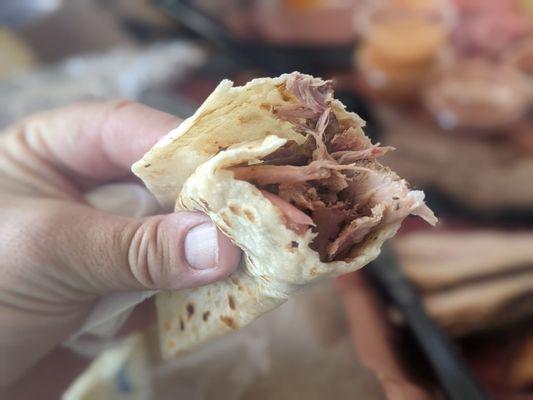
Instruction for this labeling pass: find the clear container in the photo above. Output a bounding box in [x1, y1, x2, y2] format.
[354, 0, 455, 101]
[355, 42, 443, 102]
[195, 0, 359, 46]
[423, 59, 529, 131]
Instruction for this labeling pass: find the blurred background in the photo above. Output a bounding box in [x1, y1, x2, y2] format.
[1, 0, 532, 398]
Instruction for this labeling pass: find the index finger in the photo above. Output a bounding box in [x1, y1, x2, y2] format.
[16, 100, 181, 183]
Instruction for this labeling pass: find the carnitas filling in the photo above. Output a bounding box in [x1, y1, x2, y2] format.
[230, 73, 436, 262]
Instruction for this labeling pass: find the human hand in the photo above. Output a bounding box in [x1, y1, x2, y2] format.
[0, 100, 242, 388]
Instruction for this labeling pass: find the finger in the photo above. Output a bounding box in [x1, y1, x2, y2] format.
[13, 100, 180, 183]
[33, 200, 242, 294]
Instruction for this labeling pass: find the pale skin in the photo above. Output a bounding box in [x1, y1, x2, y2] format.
[0, 100, 428, 399]
[0, 100, 242, 394]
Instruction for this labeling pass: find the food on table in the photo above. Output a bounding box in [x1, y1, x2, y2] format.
[133, 72, 435, 357]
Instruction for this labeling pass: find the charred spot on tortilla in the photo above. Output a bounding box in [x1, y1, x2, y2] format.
[220, 211, 233, 228]
[230, 276, 244, 291]
[228, 204, 240, 214]
[238, 113, 260, 123]
[144, 163, 151, 168]
[186, 303, 194, 319]
[202, 311, 211, 322]
[164, 320, 171, 332]
[277, 83, 292, 101]
[291, 241, 299, 248]
[243, 209, 255, 223]
[220, 315, 236, 329]
[227, 295, 236, 310]
[286, 243, 296, 253]
[179, 317, 185, 331]
[198, 198, 209, 208]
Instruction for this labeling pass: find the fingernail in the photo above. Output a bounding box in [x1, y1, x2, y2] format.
[184, 222, 218, 269]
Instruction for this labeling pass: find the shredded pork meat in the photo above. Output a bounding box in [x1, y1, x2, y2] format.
[332, 144, 395, 164]
[230, 73, 436, 261]
[260, 190, 315, 235]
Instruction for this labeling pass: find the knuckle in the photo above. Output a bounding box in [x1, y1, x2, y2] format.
[124, 216, 172, 288]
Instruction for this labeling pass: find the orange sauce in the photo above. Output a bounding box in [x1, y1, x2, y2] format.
[283, 0, 323, 9]
[367, 18, 446, 66]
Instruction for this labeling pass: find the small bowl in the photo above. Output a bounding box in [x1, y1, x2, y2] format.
[423, 59, 529, 131]
[355, 42, 440, 102]
[354, 0, 455, 102]
[217, 0, 358, 46]
[355, 0, 455, 66]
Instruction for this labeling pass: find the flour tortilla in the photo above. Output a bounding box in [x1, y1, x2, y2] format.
[62, 334, 151, 400]
[132, 74, 365, 210]
[132, 73, 431, 358]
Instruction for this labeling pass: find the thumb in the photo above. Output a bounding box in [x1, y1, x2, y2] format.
[42, 202, 242, 294]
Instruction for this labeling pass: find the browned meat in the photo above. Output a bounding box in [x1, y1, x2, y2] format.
[323, 112, 340, 143]
[327, 212, 382, 261]
[262, 139, 314, 166]
[231, 162, 331, 185]
[329, 127, 371, 152]
[314, 169, 349, 194]
[277, 183, 324, 210]
[231, 159, 369, 186]
[260, 190, 315, 235]
[310, 204, 352, 259]
[230, 73, 435, 261]
[332, 144, 395, 164]
[285, 73, 333, 113]
[273, 104, 317, 125]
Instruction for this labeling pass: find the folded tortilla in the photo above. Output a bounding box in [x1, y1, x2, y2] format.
[132, 72, 436, 358]
[62, 334, 151, 400]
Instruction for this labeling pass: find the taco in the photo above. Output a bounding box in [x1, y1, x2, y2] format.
[132, 72, 436, 358]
